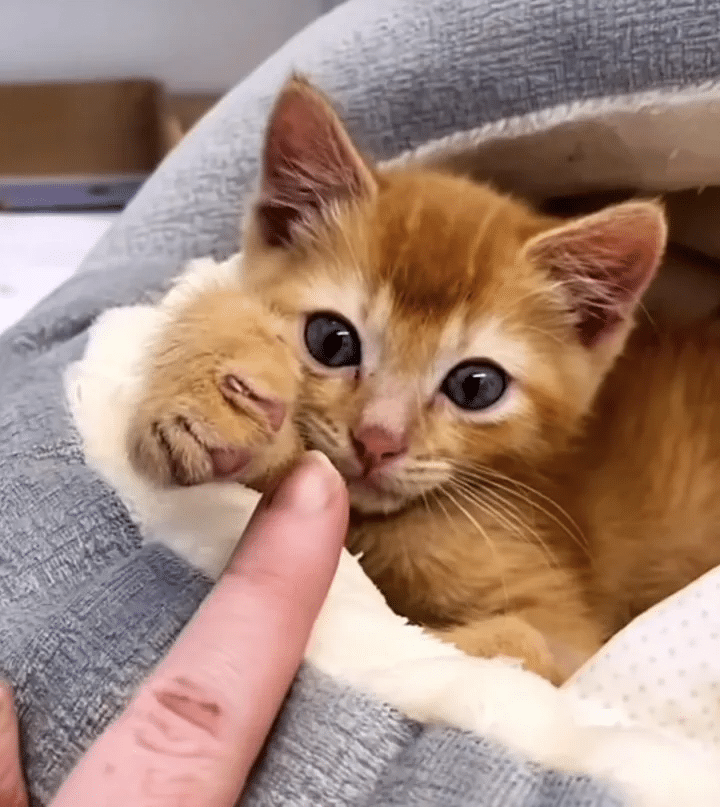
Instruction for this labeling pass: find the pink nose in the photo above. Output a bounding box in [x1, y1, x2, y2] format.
[351, 424, 408, 470]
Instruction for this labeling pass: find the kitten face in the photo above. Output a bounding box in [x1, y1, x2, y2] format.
[245, 173, 596, 513]
[240, 77, 666, 514]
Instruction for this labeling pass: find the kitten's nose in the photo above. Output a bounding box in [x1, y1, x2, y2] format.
[351, 424, 408, 470]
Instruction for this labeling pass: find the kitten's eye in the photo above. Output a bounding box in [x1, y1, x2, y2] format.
[441, 360, 508, 411]
[304, 312, 361, 368]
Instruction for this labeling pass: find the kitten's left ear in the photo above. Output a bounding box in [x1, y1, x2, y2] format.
[254, 75, 377, 248]
[523, 201, 667, 347]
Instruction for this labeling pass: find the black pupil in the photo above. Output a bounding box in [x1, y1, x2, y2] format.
[325, 329, 349, 359]
[305, 313, 361, 368]
[443, 362, 507, 410]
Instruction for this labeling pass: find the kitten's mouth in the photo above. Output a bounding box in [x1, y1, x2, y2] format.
[301, 441, 412, 511]
[342, 469, 410, 513]
[341, 463, 395, 492]
[346, 472, 386, 494]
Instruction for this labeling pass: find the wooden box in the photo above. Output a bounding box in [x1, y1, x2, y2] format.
[0, 79, 179, 211]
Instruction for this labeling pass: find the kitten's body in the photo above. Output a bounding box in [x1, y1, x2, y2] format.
[348, 319, 720, 673]
[126, 78, 720, 684]
[570, 323, 720, 632]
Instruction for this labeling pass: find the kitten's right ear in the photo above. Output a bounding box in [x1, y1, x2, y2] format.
[523, 200, 667, 348]
[255, 76, 377, 248]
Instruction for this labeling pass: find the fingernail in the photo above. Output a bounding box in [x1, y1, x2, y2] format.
[269, 450, 342, 515]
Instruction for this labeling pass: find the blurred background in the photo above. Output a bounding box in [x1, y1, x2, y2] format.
[0, 0, 341, 333]
[0, 0, 335, 93]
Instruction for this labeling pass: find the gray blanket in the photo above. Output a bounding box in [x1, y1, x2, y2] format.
[2, 0, 719, 803]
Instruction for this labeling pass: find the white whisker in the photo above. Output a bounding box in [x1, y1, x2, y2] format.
[448, 476, 559, 570]
[455, 465, 588, 558]
[438, 484, 510, 610]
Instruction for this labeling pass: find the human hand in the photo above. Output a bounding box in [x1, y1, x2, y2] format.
[0, 450, 348, 807]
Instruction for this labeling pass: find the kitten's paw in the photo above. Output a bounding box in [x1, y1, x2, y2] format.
[126, 293, 303, 489]
[128, 372, 291, 487]
[433, 615, 566, 685]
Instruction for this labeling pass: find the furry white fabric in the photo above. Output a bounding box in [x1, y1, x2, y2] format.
[64, 254, 720, 807]
[394, 82, 720, 199]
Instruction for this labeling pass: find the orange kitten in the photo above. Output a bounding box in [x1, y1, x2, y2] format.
[127, 77, 720, 685]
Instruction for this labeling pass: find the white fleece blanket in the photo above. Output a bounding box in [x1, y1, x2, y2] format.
[64, 254, 720, 807]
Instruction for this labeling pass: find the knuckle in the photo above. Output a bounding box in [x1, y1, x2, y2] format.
[129, 677, 229, 758]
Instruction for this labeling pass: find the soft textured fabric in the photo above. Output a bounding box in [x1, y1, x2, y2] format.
[2, 0, 719, 804]
[66, 253, 720, 807]
[570, 564, 720, 750]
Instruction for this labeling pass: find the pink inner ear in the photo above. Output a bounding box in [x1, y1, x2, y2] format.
[527, 204, 666, 347]
[258, 80, 373, 247]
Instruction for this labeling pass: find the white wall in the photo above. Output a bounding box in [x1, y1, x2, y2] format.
[0, 0, 323, 92]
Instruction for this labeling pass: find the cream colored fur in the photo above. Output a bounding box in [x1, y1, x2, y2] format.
[64, 255, 720, 807]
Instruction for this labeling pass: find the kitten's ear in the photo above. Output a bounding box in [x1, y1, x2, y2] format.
[255, 75, 377, 248]
[523, 201, 667, 347]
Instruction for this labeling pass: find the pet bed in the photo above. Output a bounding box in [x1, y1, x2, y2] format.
[2, 1, 720, 805]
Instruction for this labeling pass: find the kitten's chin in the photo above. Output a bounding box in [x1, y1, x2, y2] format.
[347, 482, 410, 515]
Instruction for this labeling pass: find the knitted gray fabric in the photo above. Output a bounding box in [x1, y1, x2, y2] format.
[2, 0, 718, 803]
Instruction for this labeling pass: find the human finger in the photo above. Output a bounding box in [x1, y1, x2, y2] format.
[0, 683, 28, 807]
[50, 450, 348, 807]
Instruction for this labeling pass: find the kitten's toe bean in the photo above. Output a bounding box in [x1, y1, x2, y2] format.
[208, 446, 254, 478]
[220, 372, 287, 432]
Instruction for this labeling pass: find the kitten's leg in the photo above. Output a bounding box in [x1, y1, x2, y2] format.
[127, 288, 303, 491]
[432, 616, 566, 685]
